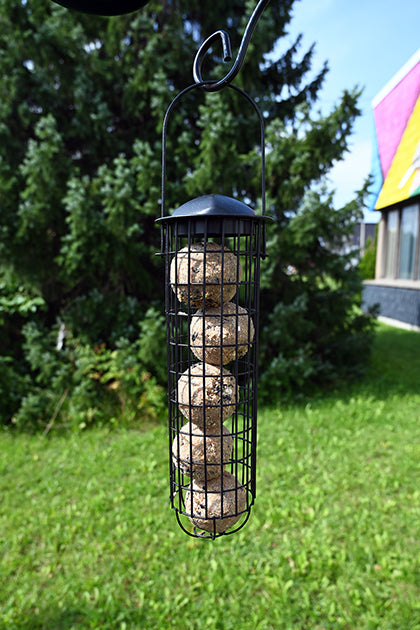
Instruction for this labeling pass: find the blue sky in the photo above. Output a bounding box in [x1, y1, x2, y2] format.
[280, 0, 420, 221]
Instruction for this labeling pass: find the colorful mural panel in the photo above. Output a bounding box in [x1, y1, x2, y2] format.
[370, 49, 420, 211]
[376, 96, 420, 209]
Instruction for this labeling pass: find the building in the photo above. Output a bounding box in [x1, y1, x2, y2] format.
[337, 222, 376, 268]
[363, 49, 420, 330]
[352, 222, 376, 254]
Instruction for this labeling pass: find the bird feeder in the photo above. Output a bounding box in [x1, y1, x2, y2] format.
[157, 82, 270, 538]
[50, 0, 273, 539]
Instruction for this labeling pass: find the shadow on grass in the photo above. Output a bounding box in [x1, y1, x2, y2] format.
[361, 324, 419, 393]
[332, 323, 420, 402]
[15, 609, 87, 630]
[16, 607, 147, 630]
[265, 324, 420, 413]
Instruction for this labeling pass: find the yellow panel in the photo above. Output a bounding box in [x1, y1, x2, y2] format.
[376, 96, 420, 209]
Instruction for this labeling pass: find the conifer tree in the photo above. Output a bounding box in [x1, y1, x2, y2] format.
[0, 0, 374, 425]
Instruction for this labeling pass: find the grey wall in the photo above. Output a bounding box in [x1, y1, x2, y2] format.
[363, 283, 420, 327]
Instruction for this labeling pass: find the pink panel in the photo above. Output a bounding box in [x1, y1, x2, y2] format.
[374, 62, 420, 179]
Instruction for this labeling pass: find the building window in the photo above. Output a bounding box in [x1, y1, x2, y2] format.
[418, 237, 420, 280]
[398, 204, 418, 279]
[381, 202, 420, 281]
[385, 210, 399, 278]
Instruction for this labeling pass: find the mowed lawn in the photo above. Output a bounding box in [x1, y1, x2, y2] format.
[1, 324, 419, 629]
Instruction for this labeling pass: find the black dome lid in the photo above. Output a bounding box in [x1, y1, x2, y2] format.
[169, 194, 256, 219]
[51, 0, 149, 15]
[156, 194, 270, 237]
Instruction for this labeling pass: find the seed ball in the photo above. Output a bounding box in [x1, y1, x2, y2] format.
[177, 363, 238, 427]
[190, 302, 255, 366]
[172, 422, 233, 480]
[170, 242, 241, 307]
[185, 471, 247, 534]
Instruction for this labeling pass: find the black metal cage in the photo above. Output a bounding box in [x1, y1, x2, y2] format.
[157, 84, 269, 539]
[50, 0, 275, 539]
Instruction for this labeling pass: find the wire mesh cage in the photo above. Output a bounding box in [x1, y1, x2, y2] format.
[157, 84, 269, 539]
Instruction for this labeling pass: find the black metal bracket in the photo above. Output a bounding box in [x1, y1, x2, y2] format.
[192, 0, 271, 91]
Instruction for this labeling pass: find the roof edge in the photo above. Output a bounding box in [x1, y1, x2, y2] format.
[375, 192, 420, 213]
[372, 48, 420, 108]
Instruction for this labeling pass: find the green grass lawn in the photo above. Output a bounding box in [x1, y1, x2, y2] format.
[1, 324, 420, 629]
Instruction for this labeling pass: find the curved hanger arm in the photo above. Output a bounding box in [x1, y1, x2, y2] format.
[193, 0, 271, 91]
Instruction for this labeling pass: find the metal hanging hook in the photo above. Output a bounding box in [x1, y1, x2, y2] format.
[193, 0, 271, 91]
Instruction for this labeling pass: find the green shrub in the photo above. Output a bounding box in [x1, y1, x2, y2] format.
[9, 318, 166, 432]
[259, 188, 377, 401]
[359, 230, 378, 280]
[0, 1, 376, 428]
[0, 356, 31, 423]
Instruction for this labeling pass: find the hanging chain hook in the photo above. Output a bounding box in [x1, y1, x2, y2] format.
[193, 0, 271, 91]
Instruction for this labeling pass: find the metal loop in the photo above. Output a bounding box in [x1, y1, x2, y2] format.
[193, 0, 271, 92]
[194, 30, 233, 72]
[160, 82, 266, 218]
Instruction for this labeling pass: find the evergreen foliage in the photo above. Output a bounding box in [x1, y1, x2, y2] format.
[359, 228, 378, 280]
[0, 0, 375, 428]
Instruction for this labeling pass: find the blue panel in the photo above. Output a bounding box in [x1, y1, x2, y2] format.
[367, 114, 384, 214]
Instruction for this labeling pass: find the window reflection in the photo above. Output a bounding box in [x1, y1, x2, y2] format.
[385, 210, 399, 278]
[398, 205, 418, 279]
